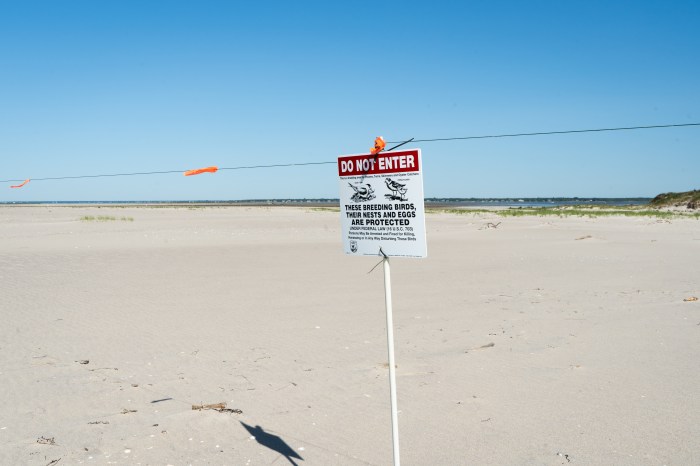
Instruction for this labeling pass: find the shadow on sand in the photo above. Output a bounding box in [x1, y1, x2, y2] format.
[240, 421, 304, 465]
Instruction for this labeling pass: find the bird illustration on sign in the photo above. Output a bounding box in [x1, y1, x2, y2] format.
[348, 182, 375, 202]
[384, 178, 408, 201]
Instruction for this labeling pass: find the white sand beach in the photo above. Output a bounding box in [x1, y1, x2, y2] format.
[1, 206, 698, 465]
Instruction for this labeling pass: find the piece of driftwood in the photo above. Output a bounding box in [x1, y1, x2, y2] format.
[218, 408, 243, 414]
[192, 402, 227, 411]
[465, 342, 495, 353]
[192, 402, 242, 414]
[480, 222, 501, 230]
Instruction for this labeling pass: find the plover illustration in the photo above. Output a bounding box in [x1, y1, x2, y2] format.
[385, 178, 407, 201]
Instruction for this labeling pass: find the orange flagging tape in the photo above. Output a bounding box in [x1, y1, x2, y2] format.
[10, 179, 30, 188]
[184, 166, 218, 176]
[370, 136, 385, 155]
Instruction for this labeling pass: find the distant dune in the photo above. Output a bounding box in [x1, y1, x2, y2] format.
[650, 190, 700, 209]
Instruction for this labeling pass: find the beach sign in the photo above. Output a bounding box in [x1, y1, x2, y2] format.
[338, 149, 427, 258]
[338, 145, 427, 466]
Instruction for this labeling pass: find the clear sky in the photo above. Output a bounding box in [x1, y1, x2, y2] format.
[1, 1, 698, 201]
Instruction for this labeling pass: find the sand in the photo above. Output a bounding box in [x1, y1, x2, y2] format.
[0, 206, 698, 465]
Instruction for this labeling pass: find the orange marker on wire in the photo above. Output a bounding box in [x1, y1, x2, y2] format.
[10, 179, 30, 188]
[370, 136, 386, 155]
[184, 166, 218, 176]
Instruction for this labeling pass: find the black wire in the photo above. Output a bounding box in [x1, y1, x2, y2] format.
[386, 122, 700, 144]
[41, 170, 182, 181]
[2, 170, 184, 183]
[385, 138, 415, 152]
[219, 161, 335, 171]
[0, 161, 337, 183]
[0, 162, 338, 183]
[2, 122, 698, 183]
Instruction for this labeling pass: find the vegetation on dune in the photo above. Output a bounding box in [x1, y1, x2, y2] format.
[649, 190, 700, 209]
[430, 191, 700, 218]
[80, 215, 134, 222]
[496, 208, 682, 219]
[432, 206, 699, 219]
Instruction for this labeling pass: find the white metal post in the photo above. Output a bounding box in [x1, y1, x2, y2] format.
[383, 256, 401, 466]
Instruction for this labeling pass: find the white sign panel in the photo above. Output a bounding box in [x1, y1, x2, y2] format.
[338, 149, 427, 258]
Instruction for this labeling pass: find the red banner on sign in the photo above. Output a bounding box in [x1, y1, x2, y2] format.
[338, 150, 420, 177]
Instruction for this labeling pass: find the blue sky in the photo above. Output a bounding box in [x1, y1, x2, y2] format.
[1, 1, 698, 201]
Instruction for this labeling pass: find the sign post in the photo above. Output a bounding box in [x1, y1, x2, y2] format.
[383, 252, 400, 465]
[338, 148, 426, 466]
